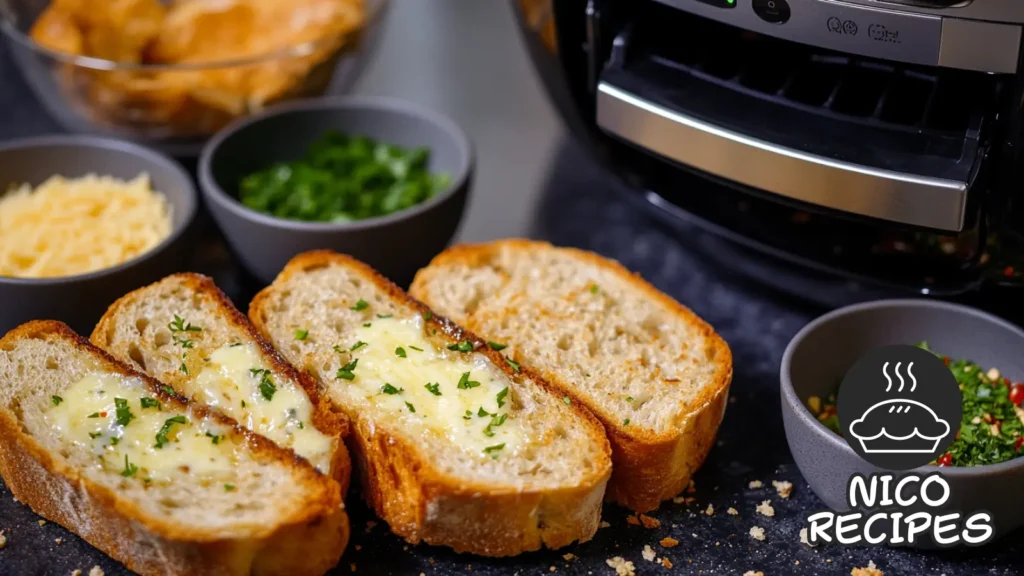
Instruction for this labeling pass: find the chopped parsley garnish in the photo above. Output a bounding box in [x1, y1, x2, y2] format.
[483, 414, 508, 438]
[381, 383, 403, 395]
[294, 329, 309, 340]
[496, 387, 509, 408]
[250, 369, 277, 401]
[114, 398, 134, 427]
[51, 395, 63, 406]
[563, 396, 571, 405]
[363, 323, 372, 327]
[457, 372, 481, 390]
[336, 359, 358, 380]
[377, 314, 393, 319]
[625, 396, 634, 403]
[351, 299, 369, 311]
[350, 341, 367, 351]
[405, 402, 416, 413]
[623, 418, 630, 426]
[504, 357, 521, 373]
[463, 410, 473, 420]
[477, 407, 493, 417]
[409, 346, 423, 352]
[483, 443, 505, 455]
[179, 354, 189, 375]
[206, 432, 224, 445]
[110, 437, 120, 446]
[395, 347, 407, 358]
[155, 415, 187, 449]
[89, 432, 103, 439]
[161, 385, 176, 397]
[424, 383, 442, 396]
[487, 341, 507, 351]
[424, 311, 432, 320]
[224, 483, 236, 492]
[168, 314, 201, 349]
[448, 340, 473, 352]
[140, 397, 160, 409]
[121, 455, 138, 477]
[589, 284, 600, 294]
[88, 412, 101, 419]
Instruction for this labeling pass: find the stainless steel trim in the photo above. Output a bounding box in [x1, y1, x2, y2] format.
[651, 0, 1020, 73]
[839, 0, 1024, 25]
[939, 18, 1021, 73]
[596, 82, 969, 230]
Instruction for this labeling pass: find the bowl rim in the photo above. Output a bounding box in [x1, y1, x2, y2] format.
[0, 134, 198, 286]
[197, 95, 474, 232]
[0, 0, 388, 72]
[781, 298, 1024, 477]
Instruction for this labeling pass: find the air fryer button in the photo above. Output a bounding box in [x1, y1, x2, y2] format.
[695, 0, 737, 8]
[753, 0, 790, 24]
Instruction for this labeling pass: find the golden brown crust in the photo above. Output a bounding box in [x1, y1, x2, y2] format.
[249, 250, 613, 556]
[90, 273, 352, 493]
[410, 239, 734, 512]
[0, 320, 348, 576]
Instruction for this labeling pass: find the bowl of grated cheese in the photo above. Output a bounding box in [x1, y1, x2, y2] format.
[0, 135, 197, 335]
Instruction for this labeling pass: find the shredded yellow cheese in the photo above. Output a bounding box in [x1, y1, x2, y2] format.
[0, 174, 172, 278]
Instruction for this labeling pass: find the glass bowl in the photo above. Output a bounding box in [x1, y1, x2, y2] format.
[0, 0, 388, 156]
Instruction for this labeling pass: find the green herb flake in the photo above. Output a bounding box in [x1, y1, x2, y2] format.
[224, 483, 236, 492]
[487, 341, 508, 351]
[424, 312, 432, 320]
[448, 340, 473, 353]
[250, 369, 277, 401]
[88, 432, 103, 439]
[140, 397, 160, 409]
[478, 407, 492, 417]
[424, 383, 442, 396]
[463, 410, 473, 420]
[381, 383, 403, 395]
[336, 359, 358, 380]
[350, 341, 367, 351]
[395, 347, 407, 358]
[377, 314, 393, 319]
[363, 323, 372, 328]
[504, 357, 521, 373]
[496, 387, 509, 408]
[169, 314, 201, 333]
[121, 455, 138, 477]
[161, 385, 176, 397]
[294, 329, 309, 341]
[405, 402, 416, 413]
[206, 432, 223, 445]
[351, 299, 369, 311]
[114, 398, 135, 427]
[483, 443, 505, 456]
[589, 284, 600, 294]
[623, 418, 631, 426]
[563, 396, 572, 405]
[457, 372, 481, 390]
[109, 437, 120, 446]
[51, 395, 63, 406]
[625, 396, 634, 403]
[155, 415, 188, 449]
[88, 412, 101, 419]
[409, 345, 424, 352]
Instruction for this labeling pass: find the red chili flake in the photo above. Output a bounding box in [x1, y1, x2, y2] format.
[1015, 438, 1024, 452]
[1009, 383, 1024, 406]
[937, 453, 953, 467]
[99, 412, 107, 418]
[1004, 266, 1015, 277]
[942, 356, 951, 366]
[954, 429, 961, 440]
[1002, 377, 1011, 387]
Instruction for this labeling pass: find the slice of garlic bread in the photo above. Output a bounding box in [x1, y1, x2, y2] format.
[248, 251, 612, 557]
[0, 321, 347, 576]
[410, 239, 733, 512]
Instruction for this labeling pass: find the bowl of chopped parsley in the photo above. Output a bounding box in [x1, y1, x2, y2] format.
[781, 299, 1024, 541]
[199, 96, 472, 285]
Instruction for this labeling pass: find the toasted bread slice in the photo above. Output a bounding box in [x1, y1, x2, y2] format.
[410, 239, 733, 513]
[0, 321, 347, 576]
[90, 273, 350, 493]
[248, 251, 612, 557]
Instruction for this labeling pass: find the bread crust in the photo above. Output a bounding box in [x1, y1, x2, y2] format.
[0, 320, 348, 576]
[410, 239, 734, 512]
[90, 273, 352, 494]
[249, 251, 613, 557]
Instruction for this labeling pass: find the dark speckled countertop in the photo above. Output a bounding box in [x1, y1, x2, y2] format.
[1, 2, 1022, 575]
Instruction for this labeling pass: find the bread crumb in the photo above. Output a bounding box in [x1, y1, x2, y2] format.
[756, 500, 775, 517]
[800, 527, 817, 547]
[686, 480, 696, 493]
[55, 538, 62, 545]
[642, 545, 656, 562]
[743, 572, 764, 576]
[626, 515, 641, 526]
[71, 571, 82, 576]
[727, 507, 738, 515]
[748, 480, 763, 489]
[349, 563, 356, 572]
[749, 526, 765, 541]
[563, 553, 576, 561]
[851, 561, 883, 576]
[672, 496, 686, 504]
[354, 545, 361, 551]
[772, 480, 793, 499]
[705, 504, 714, 516]
[606, 556, 636, 576]
[89, 567, 104, 576]
[639, 514, 661, 529]
[38, 520, 46, 526]
[0, 530, 6, 549]
[600, 521, 611, 528]
[660, 558, 673, 569]
[659, 537, 679, 548]
[550, 567, 556, 572]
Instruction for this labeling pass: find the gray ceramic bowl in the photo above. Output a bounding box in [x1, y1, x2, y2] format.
[781, 299, 1024, 543]
[198, 97, 472, 286]
[0, 135, 197, 335]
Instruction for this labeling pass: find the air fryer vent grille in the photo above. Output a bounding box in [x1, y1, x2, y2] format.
[637, 5, 989, 138]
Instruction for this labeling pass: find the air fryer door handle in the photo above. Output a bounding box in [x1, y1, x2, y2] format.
[596, 82, 970, 232]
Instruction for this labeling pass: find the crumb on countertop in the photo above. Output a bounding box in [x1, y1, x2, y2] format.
[660, 558, 673, 569]
[563, 553, 575, 561]
[660, 537, 679, 548]
[0, 530, 6, 549]
[743, 572, 764, 576]
[606, 556, 636, 576]
[772, 480, 793, 499]
[89, 567, 104, 576]
[686, 480, 696, 493]
[642, 545, 656, 562]
[727, 507, 738, 515]
[549, 566, 556, 572]
[800, 527, 817, 547]
[639, 514, 661, 529]
[851, 561, 884, 576]
[71, 570, 82, 576]
[55, 538, 62, 545]
[705, 504, 714, 516]
[38, 520, 46, 527]
[672, 496, 686, 504]
[749, 526, 766, 541]
[626, 515, 640, 526]
[748, 480, 763, 489]
[600, 521, 611, 529]
[756, 500, 775, 517]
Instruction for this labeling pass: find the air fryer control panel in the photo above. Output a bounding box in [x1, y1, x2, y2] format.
[652, 0, 1021, 72]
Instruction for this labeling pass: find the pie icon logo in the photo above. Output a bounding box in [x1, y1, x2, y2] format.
[837, 346, 961, 470]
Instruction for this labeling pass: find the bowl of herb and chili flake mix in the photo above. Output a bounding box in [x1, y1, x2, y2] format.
[200, 97, 472, 285]
[781, 299, 1024, 541]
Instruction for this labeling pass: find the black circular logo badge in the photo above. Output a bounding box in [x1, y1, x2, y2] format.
[837, 345, 961, 470]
